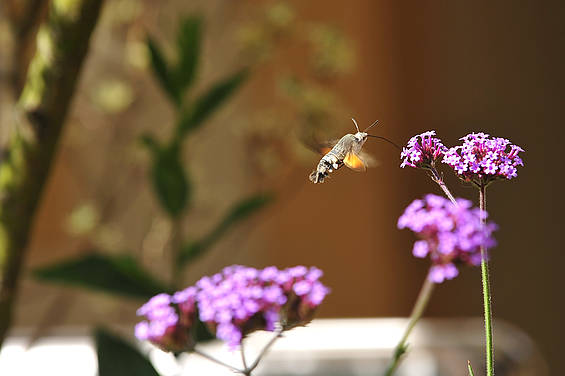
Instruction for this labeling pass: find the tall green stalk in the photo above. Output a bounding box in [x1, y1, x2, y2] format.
[384, 167, 458, 376]
[384, 275, 435, 376]
[479, 185, 494, 375]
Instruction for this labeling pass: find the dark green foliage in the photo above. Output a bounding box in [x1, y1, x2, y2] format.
[144, 16, 248, 218]
[150, 145, 191, 217]
[175, 17, 201, 91]
[32, 14, 266, 369]
[178, 193, 273, 266]
[176, 69, 249, 137]
[95, 328, 160, 376]
[33, 253, 171, 300]
[146, 37, 180, 106]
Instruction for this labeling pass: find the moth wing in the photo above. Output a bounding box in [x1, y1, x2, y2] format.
[301, 134, 339, 155]
[344, 151, 367, 172]
[358, 151, 378, 168]
[315, 140, 338, 155]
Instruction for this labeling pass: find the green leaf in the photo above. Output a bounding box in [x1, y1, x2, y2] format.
[33, 253, 170, 300]
[151, 145, 190, 217]
[176, 69, 248, 137]
[146, 36, 180, 106]
[178, 193, 272, 266]
[174, 16, 202, 91]
[95, 328, 160, 376]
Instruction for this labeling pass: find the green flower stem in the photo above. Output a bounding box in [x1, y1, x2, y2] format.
[430, 167, 457, 205]
[468, 360, 476, 376]
[385, 274, 435, 376]
[479, 185, 494, 376]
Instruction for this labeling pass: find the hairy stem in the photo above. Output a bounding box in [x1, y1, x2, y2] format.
[384, 275, 435, 376]
[0, 0, 105, 348]
[468, 360, 476, 376]
[479, 185, 494, 375]
[430, 167, 457, 205]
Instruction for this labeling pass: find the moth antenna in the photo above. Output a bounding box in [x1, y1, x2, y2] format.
[367, 134, 402, 150]
[363, 119, 380, 132]
[351, 118, 360, 133]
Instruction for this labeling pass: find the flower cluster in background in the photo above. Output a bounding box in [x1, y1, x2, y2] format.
[135, 265, 329, 351]
[398, 194, 497, 283]
[400, 131, 447, 169]
[135, 292, 196, 352]
[442, 132, 524, 184]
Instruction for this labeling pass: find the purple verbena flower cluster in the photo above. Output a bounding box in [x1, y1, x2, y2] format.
[135, 265, 329, 351]
[400, 131, 448, 169]
[197, 265, 329, 349]
[442, 132, 524, 184]
[398, 194, 497, 283]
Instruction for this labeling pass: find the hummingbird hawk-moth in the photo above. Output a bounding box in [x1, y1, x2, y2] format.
[309, 119, 397, 184]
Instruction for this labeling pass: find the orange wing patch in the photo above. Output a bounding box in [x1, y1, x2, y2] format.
[343, 152, 366, 172]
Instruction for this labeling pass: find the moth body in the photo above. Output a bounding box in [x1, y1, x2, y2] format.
[309, 132, 368, 184]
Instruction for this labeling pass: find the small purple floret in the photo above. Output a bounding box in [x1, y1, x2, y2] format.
[400, 131, 448, 169]
[134, 292, 191, 352]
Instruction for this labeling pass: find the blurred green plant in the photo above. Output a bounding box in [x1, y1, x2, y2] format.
[0, 0, 105, 350]
[178, 193, 272, 266]
[95, 328, 159, 376]
[32, 14, 271, 375]
[307, 24, 355, 78]
[234, 2, 356, 180]
[34, 253, 170, 299]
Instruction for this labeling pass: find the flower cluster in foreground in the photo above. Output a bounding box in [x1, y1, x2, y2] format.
[398, 194, 497, 283]
[442, 132, 524, 184]
[135, 265, 329, 351]
[400, 131, 448, 169]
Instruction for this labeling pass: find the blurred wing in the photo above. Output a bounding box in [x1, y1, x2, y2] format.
[358, 151, 378, 168]
[344, 151, 367, 172]
[303, 136, 338, 155]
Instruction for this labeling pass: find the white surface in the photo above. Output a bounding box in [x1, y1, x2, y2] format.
[0, 318, 527, 376]
[0, 336, 97, 376]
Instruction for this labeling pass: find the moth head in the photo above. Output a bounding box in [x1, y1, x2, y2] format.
[351, 118, 371, 143]
[354, 132, 368, 142]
